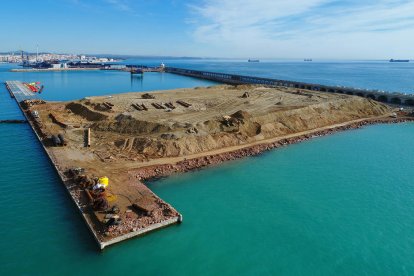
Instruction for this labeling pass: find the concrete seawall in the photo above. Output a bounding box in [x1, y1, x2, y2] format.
[165, 67, 414, 106]
[4, 84, 104, 248]
[4, 81, 181, 250]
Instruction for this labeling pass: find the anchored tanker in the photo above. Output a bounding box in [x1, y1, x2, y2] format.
[389, 59, 409, 62]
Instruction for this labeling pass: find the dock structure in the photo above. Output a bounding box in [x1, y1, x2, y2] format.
[5, 81, 39, 102]
[128, 65, 164, 75]
[3, 80, 181, 250]
[164, 67, 414, 106]
[0, 119, 26, 124]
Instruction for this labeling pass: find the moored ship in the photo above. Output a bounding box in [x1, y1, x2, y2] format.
[389, 59, 409, 62]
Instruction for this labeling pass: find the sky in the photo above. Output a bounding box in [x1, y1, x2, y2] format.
[1, 0, 414, 59]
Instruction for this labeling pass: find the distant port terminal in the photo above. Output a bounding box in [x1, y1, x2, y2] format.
[2, 50, 166, 73]
[1, 49, 122, 72]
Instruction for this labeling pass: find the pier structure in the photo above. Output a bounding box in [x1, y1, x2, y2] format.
[0, 81, 28, 124]
[5, 81, 39, 101]
[3, 81, 181, 250]
[127, 65, 164, 75]
[164, 67, 414, 106]
[3, 81, 106, 247]
[130, 68, 144, 75]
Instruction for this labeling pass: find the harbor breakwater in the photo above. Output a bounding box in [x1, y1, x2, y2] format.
[165, 67, 414, 106]
[4, 81, 181, 250]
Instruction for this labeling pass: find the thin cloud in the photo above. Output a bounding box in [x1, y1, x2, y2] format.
[189, 0, 414, 57]
[69, 0, 135, 13]
[105, 0, 132, 12]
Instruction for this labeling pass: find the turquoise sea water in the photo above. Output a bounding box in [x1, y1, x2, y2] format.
[1, 63, 218, 101]
[1, 60, 414, 275]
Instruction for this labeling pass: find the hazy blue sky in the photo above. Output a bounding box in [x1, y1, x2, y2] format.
[1, 0, 414, 59]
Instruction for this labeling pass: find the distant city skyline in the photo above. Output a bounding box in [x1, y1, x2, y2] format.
[1, 0, 413, 59]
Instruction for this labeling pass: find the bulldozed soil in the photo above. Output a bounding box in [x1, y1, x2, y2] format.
[26, 84, 408, 246]
[45, 85, 390, 161]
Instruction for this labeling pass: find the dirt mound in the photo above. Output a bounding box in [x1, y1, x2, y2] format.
[60, 88, 391, 160]
[228, 84, 257, 90]
[115, 97, 390, 159]
[92, 103, 110, 112]
[66, 102, 108, 121]
[92, 114, 171, 135]
[142, 93, 155, 99]
[231, 110, 252, 120]
[239, 121, 262, 136]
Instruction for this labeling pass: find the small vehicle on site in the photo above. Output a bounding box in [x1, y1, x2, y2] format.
[31, 110, 39, 118]
[23, 82, 44, 93]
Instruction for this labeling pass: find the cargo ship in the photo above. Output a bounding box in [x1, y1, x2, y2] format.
[248, 59, 260, 62]
[389, 59, 410, 62]
[23, 82, 44, 93]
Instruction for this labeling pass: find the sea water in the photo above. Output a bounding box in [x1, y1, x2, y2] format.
[133, 59, 414, 93]
[1, 60, 414, 275]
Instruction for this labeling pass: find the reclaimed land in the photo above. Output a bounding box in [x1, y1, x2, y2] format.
[20, 84, 414, 249]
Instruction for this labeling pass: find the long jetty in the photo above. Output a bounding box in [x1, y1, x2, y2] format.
[164, 67, 414, 106]
[3, 81, 106, 248]
[4, 81, 181, 250]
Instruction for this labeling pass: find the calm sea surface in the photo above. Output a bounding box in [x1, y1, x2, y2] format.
[1, 60, 414, 275]
[157, 59, 414, 93]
